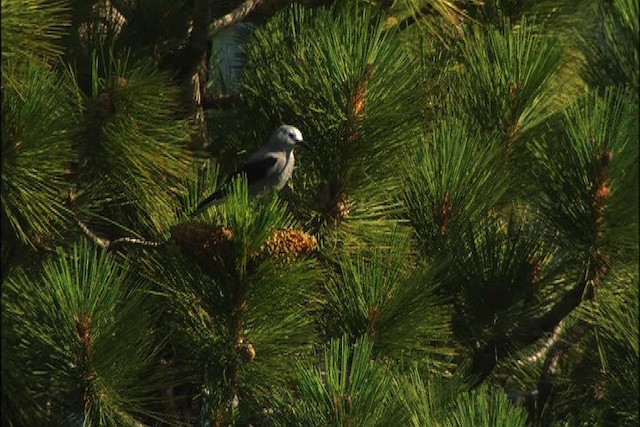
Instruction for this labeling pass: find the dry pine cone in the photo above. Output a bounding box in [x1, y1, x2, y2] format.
[171, 222, 235, 259]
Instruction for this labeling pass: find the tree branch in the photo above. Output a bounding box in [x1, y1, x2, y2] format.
[203, 93, 245, 110]
[208, 0, 262, 37]
[525, 319, 565, 364]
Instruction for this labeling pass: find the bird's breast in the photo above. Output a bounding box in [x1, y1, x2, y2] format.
[277, 151, 295, 189]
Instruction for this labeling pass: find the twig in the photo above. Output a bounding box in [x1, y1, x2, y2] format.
[75, 217, 164, 250]
[110, 236, 165, 248]
[76, 217, 111, 249]
[208, 0, 262, 37]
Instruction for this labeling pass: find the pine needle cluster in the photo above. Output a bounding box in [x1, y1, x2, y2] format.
[1, 0, 637, 425]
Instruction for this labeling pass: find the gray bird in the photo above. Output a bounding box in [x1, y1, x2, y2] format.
[191, 125, 309, 216]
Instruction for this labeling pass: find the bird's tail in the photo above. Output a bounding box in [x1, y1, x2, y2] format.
[189, 188, 226, 217]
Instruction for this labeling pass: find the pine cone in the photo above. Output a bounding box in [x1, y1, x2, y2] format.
[260, 228, 318, 261]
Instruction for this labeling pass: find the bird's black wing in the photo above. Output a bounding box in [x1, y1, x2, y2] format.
[237, 155, 278, 184]
[190, 156, 278, 217]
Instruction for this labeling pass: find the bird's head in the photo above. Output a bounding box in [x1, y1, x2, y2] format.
[271, 125, 311, 151]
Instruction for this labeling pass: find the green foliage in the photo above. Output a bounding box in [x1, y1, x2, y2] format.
[159, 250, 323, 424]
[1, 62, 75, 248]
[403, 120, 510, 255]
[237, 257, 322, 416]
[446, 214, 551, 333]
[549, 268, 639, 426]
[1, 241, 168, 426]
[449, 17, 563, 148]
[580, 0, 639, 93]
[402, 366, 529, 426]
[207, 177, 295, 274]
[70, 49, 192, 236]
[464, 0, 594, 32]
[269, 335, 401, 426]
[162, 179, 322, 423]
[2, 0, 639, 425]
[400, 366, 463, 426]
[159, 250, 228, 355]
[320, 237, 453, 362]
[530, 87, 639, 251]
[241, 3, 425, 241]
[586, 270, 639, 425]
[443, 386, 529, 427]
[1, 0, 70, 66]
[149, 246, 231, 424]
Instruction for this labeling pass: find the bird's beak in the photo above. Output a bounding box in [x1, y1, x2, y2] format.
[297, 140, 313, 151]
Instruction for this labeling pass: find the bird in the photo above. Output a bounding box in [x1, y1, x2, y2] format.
[190, 125, 309, 217]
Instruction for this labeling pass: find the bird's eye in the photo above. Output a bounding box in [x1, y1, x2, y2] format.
[288, 132, 295, 139]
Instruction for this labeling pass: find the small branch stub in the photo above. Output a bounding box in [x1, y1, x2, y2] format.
[237, 339, 256, 362]
[96, 92, 115, 118]
[591, 149, 613, 233]
[432, 195, 452, 236]
[347, 63, 374, 143]
[76, 313, 93, 363]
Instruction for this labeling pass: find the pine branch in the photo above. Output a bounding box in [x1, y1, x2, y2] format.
[525, 319, 565, 364]
[173, 0, 213, 149]
[535, 320, 589, 419]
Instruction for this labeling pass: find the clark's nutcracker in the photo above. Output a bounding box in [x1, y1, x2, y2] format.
[191, 125, 309, 216]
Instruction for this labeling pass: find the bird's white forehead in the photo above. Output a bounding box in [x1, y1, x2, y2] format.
[291, 127, 302, 140]
[280, 125, 303, 140]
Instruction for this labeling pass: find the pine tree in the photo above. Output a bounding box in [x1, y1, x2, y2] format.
[2, 0, 638, 426]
